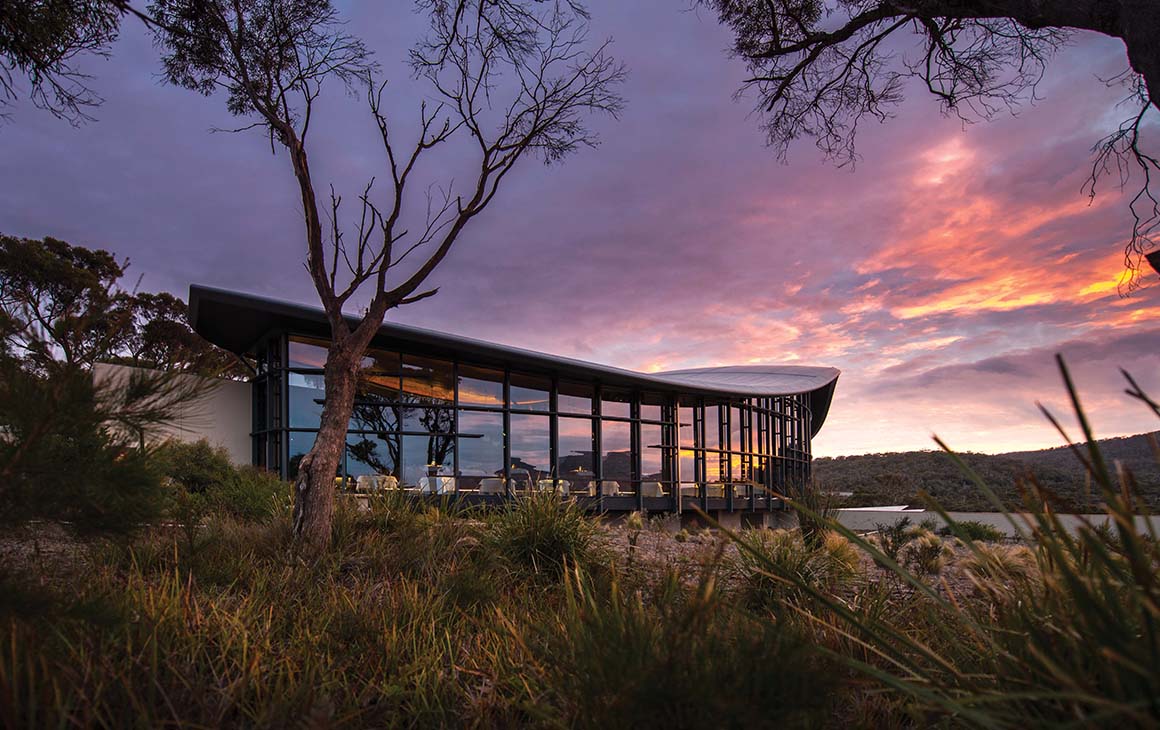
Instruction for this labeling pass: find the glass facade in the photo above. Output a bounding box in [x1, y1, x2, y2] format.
[249, 332, 815, 510]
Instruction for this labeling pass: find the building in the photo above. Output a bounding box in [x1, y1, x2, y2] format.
[189, 285, 839, 516]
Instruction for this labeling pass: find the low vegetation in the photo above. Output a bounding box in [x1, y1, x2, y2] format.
[2, 362, 1158, 727]
[815, 430, 1160, 511]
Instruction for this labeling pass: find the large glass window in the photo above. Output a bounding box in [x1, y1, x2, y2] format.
[288, 336, 328, 369]
[558, 416, 595, 495]
[346, 433, 399, 477]
[602, 389, 631, 419]
[401, 355, 454, 406]
[400, 433, 454, 487]
[290, 335, 380, 370]
[358, 370, 402, 402]
[510, 414, 550, 482]
[640, 394, 663, 422]
[288, 372, 325, 428]
[362, 348, 401, 376]
[457, 365, 504, 408]
[288, 431, 316, 479]
[679, 405, 695, 447]
[704, 405, 721, 450]
[558, 381, 594, 415]
[601, 420, 632, 491]
[457, 410, 504, 491]
[704, 450, 721, 483]
[403, 406, 455, 436]
[679, 449, 696, 485]
[350, 397, 403, 435]
[640, 423, 664, 483]
[730, 405, 745, 453]
[509, 373, 550, 412]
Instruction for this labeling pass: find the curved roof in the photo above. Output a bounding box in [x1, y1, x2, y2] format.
[189, 285, 840, 435]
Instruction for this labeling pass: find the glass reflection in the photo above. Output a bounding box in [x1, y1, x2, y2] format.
[289, 372, 325, 428]
[679, 449, 695, 485]
[639, 394, 662, 422]
[288, 431, 316, 479]
[288, 336, 328, 369]
[640, 423, 664, 484]
[457, 365, 504, 408]
[401, 355, 454, 405]
[509, 373, 550, 412]
[350, 396, 402, 436]
[601, 420, 631, 492]
[704, 406, 720, 450]
[602, 390, 631, 419]
[558, 417, 594, 495]
[510, 414, 550, 485]
[457, 411, 504, 491]
[403, 406, 454, 435]
[679, 406, 695, 447]
[358, 370, 401, 402]
[401, 434, 453, 488]
[730, 406, 744, 452]
[704, 450, 721, 483]
[558, 382, 593, 415]
[346, 434, 399, 477]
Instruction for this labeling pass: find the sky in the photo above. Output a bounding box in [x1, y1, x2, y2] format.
[1, 2, 1159, 458]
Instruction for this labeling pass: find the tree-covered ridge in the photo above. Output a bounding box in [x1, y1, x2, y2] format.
[815, 431, 1160, 512]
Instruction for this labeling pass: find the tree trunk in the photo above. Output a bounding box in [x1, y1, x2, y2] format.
[291, 337, 364, 549]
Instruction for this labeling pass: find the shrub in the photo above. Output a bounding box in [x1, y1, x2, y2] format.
[871, 516, 918, 567]
[735, 529, 857, 610]
[902, 529, 953, 576]
[960, 543, 1037, 596]
[156, 439, 288, 523]
[215, 466, 291, 521]
[794, 483, 837, 548]
[487, 491, 603, 579]
[155, 439, 234, 494]
[0, 360, 168, 536]
[938, 519, 1005, 542]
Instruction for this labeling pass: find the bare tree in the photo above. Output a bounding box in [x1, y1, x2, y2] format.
[705, 0, 1160, 290]
[149, 0, 624, 548]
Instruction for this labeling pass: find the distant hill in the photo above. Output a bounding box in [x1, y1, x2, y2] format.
[813, 432, 1160, 512]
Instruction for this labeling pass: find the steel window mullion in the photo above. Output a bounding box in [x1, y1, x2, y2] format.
[503, 370, 511, 497]
[549, 377, 558, 486]
[632, 396, 642, 512]
[452, 360, 460, 495]
[593, 383, 603, 500]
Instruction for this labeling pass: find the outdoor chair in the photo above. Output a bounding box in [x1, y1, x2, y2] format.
[479, 478, 505, 495]
[641, 481, 664, 498]
[536, 479, 571, 496]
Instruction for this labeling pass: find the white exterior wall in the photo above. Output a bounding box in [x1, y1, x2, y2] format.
[93, 363, 253, 465]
